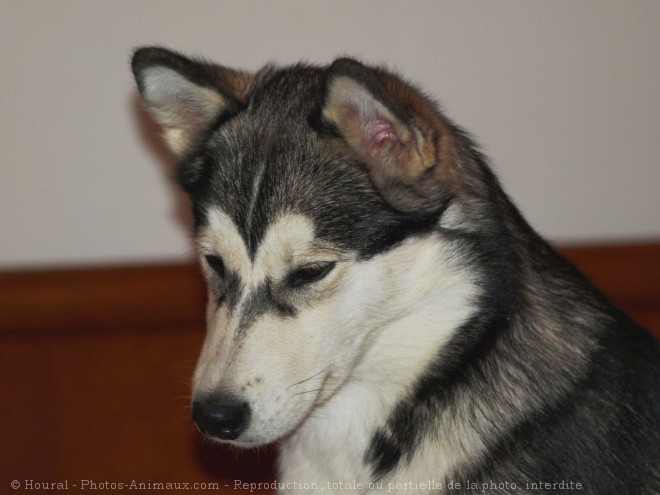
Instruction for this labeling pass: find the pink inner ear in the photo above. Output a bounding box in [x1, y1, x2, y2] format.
[373, 120, 397, 144]
[368, 119, 401, 156]
[342, 110, 403, 161]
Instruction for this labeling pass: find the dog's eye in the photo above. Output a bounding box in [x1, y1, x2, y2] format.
[204, 254, 225, 278]
[288, 262, 336, 288]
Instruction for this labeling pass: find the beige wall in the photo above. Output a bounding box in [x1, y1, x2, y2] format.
[1, 0, 659, 268]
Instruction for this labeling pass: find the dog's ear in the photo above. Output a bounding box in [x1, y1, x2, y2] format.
[132, 47, 251, 156]
[321, 58, 460, 213]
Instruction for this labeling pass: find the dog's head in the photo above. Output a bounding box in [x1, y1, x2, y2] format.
[132, 48, 495, 446]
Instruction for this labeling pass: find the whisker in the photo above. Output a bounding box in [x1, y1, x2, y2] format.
[293, 388, 323, 396]
[287, 367, 329, 390]
[293, 386, 338, 397]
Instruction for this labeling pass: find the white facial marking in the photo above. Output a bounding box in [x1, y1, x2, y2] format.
[194, 209, 327, 394]
[193, 207, 477, 452]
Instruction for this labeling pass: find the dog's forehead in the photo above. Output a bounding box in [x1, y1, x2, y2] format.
[189, 66, 430, 260]
[199, 208, 321, 276]
[203, 127, 364, 255]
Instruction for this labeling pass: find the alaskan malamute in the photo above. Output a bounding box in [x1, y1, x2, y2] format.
[132, 47, 659, 494]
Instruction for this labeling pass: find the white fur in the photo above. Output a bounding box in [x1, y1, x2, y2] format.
[193, 208, 479, 491]
[279, 236, 479, 492]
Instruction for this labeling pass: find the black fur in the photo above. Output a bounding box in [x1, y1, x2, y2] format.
[133, 48, 660, 494]
[180, 68, 441, 260]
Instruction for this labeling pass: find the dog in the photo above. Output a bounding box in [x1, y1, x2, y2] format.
[132, 47, 659, 494]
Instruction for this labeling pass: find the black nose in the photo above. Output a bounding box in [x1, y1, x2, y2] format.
[191, 395, 251, 441]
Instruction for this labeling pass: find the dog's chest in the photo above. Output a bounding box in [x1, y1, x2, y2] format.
[278, 387, 377, 492]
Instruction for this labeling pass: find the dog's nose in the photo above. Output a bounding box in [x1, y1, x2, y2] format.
[191, 395, 250, 441]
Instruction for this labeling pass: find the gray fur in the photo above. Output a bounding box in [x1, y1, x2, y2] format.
[132, 47, 660, 494]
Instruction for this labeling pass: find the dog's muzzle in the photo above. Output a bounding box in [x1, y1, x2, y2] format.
[191, 394, 251, 441]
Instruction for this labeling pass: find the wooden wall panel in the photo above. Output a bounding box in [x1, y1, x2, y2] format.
[0, 243, 658, 492]
[0, 264, 206, 335]
[0, 327, 275, 493]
